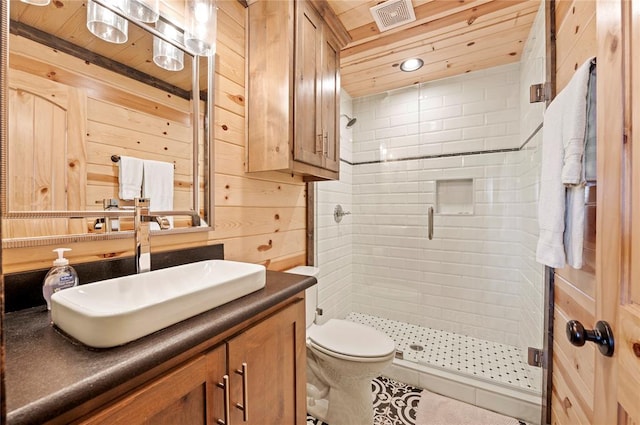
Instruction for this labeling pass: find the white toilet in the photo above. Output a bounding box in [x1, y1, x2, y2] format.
[286, 266, 396, 425]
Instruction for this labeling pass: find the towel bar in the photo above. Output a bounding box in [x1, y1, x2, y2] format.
[111, 155, 176, 169]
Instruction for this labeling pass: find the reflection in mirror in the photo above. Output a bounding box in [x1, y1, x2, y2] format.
[3, 0, 215, 246]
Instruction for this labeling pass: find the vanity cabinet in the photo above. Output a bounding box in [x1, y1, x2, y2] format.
[246, 0, 348, 181]
[226, 297, 302, 425]
[73, 298, 306, 425]
[77, 356, 210, 425]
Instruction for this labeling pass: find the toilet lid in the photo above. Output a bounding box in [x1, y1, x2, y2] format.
[307, 319, 396, 358]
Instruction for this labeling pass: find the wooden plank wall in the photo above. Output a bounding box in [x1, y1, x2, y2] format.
[7, 52, 197, 234]
[3, 0, 307, 273]
[551, 1, 597, 424]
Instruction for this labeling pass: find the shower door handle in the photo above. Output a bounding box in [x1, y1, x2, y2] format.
[566, 320, 615, 357]
[428, 206, 434, 240]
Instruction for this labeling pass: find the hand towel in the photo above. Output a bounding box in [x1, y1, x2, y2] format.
[584, 61, 597, 182]
[561, 58, 595, 186]
[536, 98, 567, 268]
[536, 57, 595, 269]
[142, 159, 174, 230]
[118, 156, 143, 200]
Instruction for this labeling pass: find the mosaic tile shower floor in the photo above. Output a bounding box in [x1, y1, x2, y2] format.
[306, 376, 422, 425]
[346, 312, 540, 393]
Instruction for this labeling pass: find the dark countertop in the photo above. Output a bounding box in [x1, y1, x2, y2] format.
[5, 270, 316, 425]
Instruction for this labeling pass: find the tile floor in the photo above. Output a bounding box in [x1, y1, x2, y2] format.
[346, 312, 540, 392]
[306, 376, 422, 425]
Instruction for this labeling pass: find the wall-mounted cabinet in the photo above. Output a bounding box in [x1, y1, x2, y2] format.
[246, 0, 349, 181]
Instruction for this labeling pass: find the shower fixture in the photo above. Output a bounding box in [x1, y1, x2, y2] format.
[340, 114, 357, 128]
[334, 204, 351, 223]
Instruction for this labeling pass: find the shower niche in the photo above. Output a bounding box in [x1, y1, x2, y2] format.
[436, 179, 474, 215]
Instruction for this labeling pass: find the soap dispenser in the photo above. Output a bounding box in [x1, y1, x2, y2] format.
[43, 248, 79, 310]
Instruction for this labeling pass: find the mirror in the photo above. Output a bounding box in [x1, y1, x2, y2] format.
[2, 0, 215, 247]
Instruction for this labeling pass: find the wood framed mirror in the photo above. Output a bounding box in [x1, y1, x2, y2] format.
[1, 0, 215, 248]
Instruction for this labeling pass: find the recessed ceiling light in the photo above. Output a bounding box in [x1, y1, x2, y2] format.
[400, 58, 424, 72]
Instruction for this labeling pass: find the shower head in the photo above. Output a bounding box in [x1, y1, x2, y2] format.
[340, 114, 357, 128]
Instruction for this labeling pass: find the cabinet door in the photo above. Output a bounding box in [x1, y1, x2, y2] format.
[227, 299, 306, 425]
[78, 356, 209, 425]
[320, 26, 341, 173]
[294, 0, 324, 168]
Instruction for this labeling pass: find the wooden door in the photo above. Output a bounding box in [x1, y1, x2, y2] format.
[7, 69, 86, 238]
[227, 299, 306, 425]
[320, 25, 340, 173]
[550, 1, 600, 420]
[294, 0, 324, 169]
[553, 1, 640, 424]
[617, 0, 640, 423]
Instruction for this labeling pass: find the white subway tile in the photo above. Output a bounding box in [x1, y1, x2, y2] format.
[326, 58, 544, 350]
[443, 114, 485, 130]
[462, 99, 508, 115]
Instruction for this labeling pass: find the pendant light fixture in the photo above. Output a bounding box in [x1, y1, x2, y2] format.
[184, 0, 217, 56]
[86, 0, 128, 44]
[124, 0, 160, 24]
[153, 20, 184, 72]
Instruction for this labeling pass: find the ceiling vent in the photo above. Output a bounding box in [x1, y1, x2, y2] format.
[370, 0, 417, 32]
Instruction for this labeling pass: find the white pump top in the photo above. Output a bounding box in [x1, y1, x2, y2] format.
[52, 248, 72, 266]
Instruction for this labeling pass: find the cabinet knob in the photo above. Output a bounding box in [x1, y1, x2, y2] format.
[566, 320, 615, 357]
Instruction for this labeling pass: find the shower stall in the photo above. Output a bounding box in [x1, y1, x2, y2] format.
[315, 5, 546, 424]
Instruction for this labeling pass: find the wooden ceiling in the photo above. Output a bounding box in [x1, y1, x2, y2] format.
[328, 0, 540, 98]
[9, 0, 540, 100]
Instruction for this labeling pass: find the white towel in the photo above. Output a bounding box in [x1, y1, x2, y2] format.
[536, 57, 594, 269]
[536, 99, 567, 268]
[142, 159, 174, 230]
[118, 156, 143, 200]
[561, 58, 593, 185]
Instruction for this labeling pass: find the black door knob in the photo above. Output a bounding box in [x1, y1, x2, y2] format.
[566, 320, 615, 357]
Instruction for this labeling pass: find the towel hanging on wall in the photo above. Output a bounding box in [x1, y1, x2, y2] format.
[142, 159, 174, 230]
[118, 155, 143, 200]
[536, 57, 596, 269]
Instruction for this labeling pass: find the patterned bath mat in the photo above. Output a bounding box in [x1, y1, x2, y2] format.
[306, 376, 422, 425]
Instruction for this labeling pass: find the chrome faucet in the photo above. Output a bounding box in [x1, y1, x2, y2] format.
[135, 198, 152, 273]
[134, 198, 171, 273]
[96, 197, 200, 273]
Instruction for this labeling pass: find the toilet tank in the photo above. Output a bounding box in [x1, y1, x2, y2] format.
[284, 266, 319, 328]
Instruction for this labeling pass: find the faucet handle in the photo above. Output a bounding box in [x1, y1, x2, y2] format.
[155, 216, 171, 230]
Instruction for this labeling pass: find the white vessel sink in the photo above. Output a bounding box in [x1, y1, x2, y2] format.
[51, 260, 266, 348]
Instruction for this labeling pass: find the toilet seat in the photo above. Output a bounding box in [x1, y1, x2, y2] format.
[307, 319, 396, 362]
